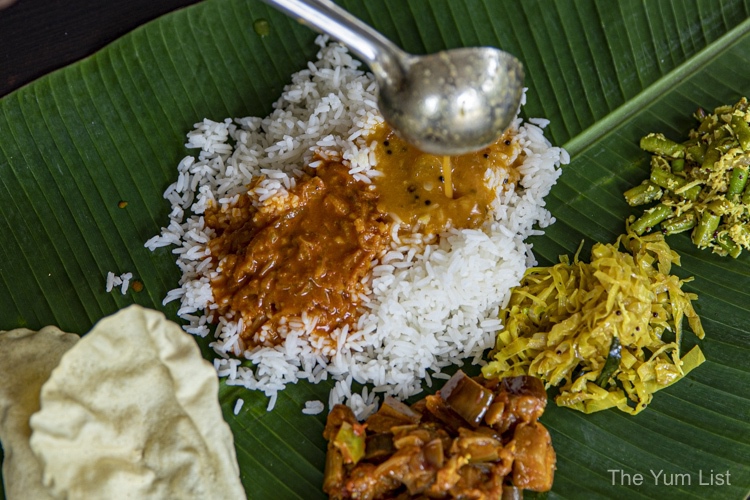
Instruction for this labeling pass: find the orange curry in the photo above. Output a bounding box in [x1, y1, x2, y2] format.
[206, 162, 389, 347]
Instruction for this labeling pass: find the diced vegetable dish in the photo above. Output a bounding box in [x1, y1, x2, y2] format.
[323, 371, 556, 499]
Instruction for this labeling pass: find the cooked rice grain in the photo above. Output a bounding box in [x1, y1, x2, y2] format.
[233, 399, 244, 416]
[105, 271, 133, 295]
[302, 400, 325, 415]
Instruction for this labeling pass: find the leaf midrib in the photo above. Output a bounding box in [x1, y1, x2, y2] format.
[563, 16, 750, 157]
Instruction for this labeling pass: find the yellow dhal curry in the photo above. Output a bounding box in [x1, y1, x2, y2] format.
[372, 126, 521, 234]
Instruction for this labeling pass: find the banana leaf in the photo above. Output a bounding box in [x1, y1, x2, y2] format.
[1, 0, 749, 498]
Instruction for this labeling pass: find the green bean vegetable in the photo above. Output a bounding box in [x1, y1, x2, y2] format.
[625, 97, 750, 258]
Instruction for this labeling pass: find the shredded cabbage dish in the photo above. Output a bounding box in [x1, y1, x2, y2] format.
[483, 230, 705, 415]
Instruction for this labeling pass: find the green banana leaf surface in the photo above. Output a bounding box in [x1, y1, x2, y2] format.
[1, 0, 750, 498]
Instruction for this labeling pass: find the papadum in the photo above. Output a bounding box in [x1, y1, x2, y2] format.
[29, 305, 246, 500]
[0, 326, 79, 500]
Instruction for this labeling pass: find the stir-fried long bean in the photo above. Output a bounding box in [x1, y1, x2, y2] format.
[625, 98, 750, 257]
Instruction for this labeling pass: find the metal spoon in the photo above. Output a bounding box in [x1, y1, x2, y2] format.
[260, 0, 524, 155]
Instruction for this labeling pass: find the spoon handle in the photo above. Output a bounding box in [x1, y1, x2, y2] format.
[259, 0, 405, 86]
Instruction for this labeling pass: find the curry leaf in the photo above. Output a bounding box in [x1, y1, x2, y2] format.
[1, 0, 749, 498]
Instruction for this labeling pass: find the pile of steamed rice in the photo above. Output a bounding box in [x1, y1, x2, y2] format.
[145, 36, 568, 418]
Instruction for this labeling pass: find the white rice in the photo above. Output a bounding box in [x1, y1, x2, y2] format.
[302, 400, 325, 415]
[233, 398, 244, 416]
[105, 271, 133, 295]
[145, 36, 568, 419]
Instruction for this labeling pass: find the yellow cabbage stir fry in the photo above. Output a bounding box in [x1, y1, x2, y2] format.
[482, 230, 705, 415]
[625, 97, 750, 257]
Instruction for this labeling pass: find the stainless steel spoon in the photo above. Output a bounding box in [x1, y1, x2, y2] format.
[260, 0, 524, 155]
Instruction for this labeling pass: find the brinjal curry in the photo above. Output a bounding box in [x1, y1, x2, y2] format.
[323, 371, 555, 499]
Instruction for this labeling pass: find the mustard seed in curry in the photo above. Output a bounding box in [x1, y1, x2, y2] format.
[372, 126, 522, 235]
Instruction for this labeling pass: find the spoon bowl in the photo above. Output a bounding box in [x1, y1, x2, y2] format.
[262, 0, 524, 155]
[379, 47, 524, 155]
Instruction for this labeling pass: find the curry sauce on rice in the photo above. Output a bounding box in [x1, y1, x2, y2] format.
[146, 36, 568, 414]
[372, 126, 522, 235]
[204, 124, 525, 350]
[206, 160, 389, 349]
